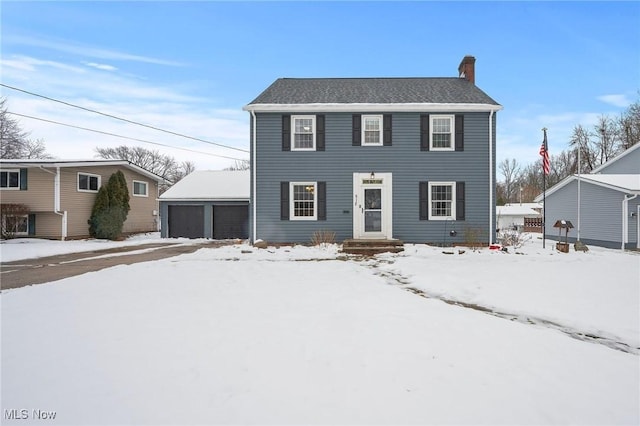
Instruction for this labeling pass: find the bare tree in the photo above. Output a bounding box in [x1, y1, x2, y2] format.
[617, 98, 640, 149]
[0, 97, 52, 159]
[593, 115, 619, 164]
[224, 159, 250, 171]
[95, 145, 196, 192]
[498, 158, 522, 204]
[569, 125, 595, 173]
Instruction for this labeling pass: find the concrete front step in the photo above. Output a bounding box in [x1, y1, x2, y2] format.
[341, 239, 404, 255]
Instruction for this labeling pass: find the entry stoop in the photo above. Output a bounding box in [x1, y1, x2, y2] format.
[341, 239, 404, 256]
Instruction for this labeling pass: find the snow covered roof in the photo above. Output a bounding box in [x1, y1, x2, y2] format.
[496, 205, 541, 217]
[504, 202, 542, 210]
[534, 174, 640, 202]
[0, 159, 168, 183]
[159, 170, 249, 201]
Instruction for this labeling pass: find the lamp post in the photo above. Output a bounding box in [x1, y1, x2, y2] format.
[577, 140, 581, 242]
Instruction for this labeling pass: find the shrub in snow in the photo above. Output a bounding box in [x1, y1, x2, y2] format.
[311, 229, 336, 247]
[88, 171, 130, 240]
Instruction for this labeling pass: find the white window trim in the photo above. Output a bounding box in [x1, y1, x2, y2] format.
[429, 114, 455, 151]
[428, 181, 456, 220]
[3, 214, 29, 235]
[1, 169, 20, 190]
[132, 180, 149, 197]
[77, 172, 101, 193]
[361, 114, 383, 146]
[290, 181, 317, 221]
[291, 115, 316, 151]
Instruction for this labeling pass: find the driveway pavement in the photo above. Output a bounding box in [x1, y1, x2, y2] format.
[0, 240, 229, 291]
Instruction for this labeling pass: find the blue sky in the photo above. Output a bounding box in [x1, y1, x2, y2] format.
[2, 1, 639, 172]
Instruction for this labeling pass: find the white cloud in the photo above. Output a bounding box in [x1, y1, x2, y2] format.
[84, 62, 118, 72]
[597, 94, 632, 108]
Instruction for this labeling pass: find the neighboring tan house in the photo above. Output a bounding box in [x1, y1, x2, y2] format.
[0, 159, 166, 240]
[159, 170, 249, 239]
[243, 56, 502, 244]
[535, 143, 640, 249]
[496, 203, 542, 232]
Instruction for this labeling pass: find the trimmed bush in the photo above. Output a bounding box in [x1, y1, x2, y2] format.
[88, 171, 130, 240]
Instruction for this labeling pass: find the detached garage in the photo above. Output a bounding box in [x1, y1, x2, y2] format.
[159, 170, 249, 239]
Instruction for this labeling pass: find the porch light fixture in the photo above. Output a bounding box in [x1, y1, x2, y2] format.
[370, 172, 375, 179]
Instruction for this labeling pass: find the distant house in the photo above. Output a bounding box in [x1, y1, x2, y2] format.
[0, 159, 166, 240]
[535, 144, 640, 249]
[496, 203, 542, 232]
[159, 170, 249, 239]
[243, 56, 502, 244]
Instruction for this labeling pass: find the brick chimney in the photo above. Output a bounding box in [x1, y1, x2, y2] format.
[458, 55, 476, 84]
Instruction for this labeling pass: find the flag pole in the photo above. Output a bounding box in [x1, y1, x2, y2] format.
[541, 128, 548, 249]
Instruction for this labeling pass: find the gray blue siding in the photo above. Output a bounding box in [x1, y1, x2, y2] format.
[542, 180, 639, 249]
[252, 112, 497, 244]
[597, 146, 639, 174]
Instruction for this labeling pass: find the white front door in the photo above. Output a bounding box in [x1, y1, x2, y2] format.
[353, 173, 392, 239]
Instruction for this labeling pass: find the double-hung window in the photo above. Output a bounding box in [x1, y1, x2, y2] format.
[78, 173, 100, 192]
[430, 115, 455, 151]
[429, 182, 456, 220]
[292, 115, 316, 150]
[362, 115, 382, 145]
[0, 170, 20, 189]
[133, 180, 148, 197]
[290, 182, 317, 220]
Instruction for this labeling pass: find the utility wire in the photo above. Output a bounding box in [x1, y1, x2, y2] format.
[8, 111, 248, 162]
[1, 83, 249, 153]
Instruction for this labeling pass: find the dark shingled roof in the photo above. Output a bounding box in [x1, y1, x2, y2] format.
[248, 77, 500, 105]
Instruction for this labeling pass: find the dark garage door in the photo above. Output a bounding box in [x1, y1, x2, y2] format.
[213, 205, 248, 239]
[168, 205, 204, 238]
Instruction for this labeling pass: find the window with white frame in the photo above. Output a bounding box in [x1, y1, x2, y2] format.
[290, 182, 317, 220]
[430, 115, 455, 150]
[0, 170, 20, 189]
[133, 180, 148, 197]
[78, 172, 100, 192]
[362, 115, 382, 145]
[429, 182, 456, 220]
[3, 215, 28, 235]
[292, 115, 315, 150]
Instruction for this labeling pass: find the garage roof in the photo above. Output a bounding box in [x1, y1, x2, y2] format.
[159, 170, 249, 201]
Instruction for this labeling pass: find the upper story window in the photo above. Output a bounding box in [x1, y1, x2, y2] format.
[78, 172, 100, 192]
[429, 181, 456, 220]
[362, 115, 382, 146]
[0, 170, 20, 189]
[430, 115, 455, 151]
[133, 180, 148, 197]
[292, 115, 316, 151]
[290, 182, 317, 220]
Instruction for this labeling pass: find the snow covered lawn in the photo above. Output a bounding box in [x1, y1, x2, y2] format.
[1, 237, 639, 425]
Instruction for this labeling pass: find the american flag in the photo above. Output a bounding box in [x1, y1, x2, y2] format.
[539, 129, 550, 175]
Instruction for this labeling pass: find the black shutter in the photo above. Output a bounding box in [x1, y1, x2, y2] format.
[282, 115, 291, 151]
[383, 114, 392, 146]
[456, 182, 465, 220]
[420, 115, 430, 151]
[316, 115, 325, 151]
[419, 181, 429, 220]
[317, 181, 326, 220]
[280, 182, 289, 220]
[28, 214, 36, 235]
[455, 115, 464, 151]
[19, 168, 28, 190]
[352, 114, 361, 146]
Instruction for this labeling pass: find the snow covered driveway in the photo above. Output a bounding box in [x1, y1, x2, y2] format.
[1, 240, 639, 425]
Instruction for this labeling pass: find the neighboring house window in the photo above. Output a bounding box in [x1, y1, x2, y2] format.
[362, 115, 383, 145]
[78, 173, 101, 192]
[430, 115, 455, 151]
[3, 215, 28, 235]
[133, 180, 148, 197]
[290, 182, 317, 220]
[0, 170, 20, 189]
[292, 115, 316, 150]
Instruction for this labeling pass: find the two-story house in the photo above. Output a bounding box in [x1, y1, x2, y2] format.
[243, 56, 502, 245]
[0, 159, 166, 240]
